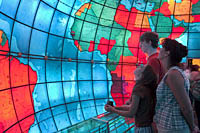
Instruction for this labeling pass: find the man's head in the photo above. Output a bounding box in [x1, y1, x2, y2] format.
[139, 32, 159, 53]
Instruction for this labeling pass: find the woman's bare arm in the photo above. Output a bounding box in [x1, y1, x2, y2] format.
[114, 105, 130, 111]
[111, 95, 140, 117]
[166, 70, 195, 131]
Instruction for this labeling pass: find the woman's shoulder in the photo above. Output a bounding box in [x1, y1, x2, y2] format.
[190, 71, 200, 81]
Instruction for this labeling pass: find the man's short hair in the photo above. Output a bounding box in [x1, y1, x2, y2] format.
[140, 31, 159, 48]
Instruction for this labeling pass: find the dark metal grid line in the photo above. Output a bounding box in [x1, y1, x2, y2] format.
[1, 6, 193, 41]
[0, 0, 198, 131]
[186, 1, 193, 61]
[43, 0, 60, 131]
[100, 0, 122, 103]
[89, 0, 108, 116]
[55, 0, 200, 17]
[26, 0, 43, 132]
[168, 0, 177, 39]
[5, 0, 23, 132]
[8, 101, 109, 133]
[72, 0, 95, 122]
[0, 79, 135, 93]
[154, 0, 163, 32]
[0, 11, 193, 54]
[0, 53, 146, 66]
[59, 0, 76, 127]
[119, 0, 136, 104]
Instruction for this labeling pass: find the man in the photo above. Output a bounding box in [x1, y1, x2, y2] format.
[139, 31, 164, 84]
[139, 31, 165, 133]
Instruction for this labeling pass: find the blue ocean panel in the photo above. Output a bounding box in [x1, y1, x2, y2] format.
[33, 2, 54, 32]
[78, 62, 92, 80]
[0, 12, 14, 43]
[50, 10, 69, 37]
[188, 33, 200, 50]
[52, 105, 67, 116]
[47, 82, 65, 107]
[78, 50, 92, 60]
[42, 0, 58, 8]
[16, 0, 40, 26]
[63, 81, 79, 103]
[81, 100, 97, 119]
[46, 35, 63, 58]
[30, 59, 46, 83]
[54, 112, 71, 131]
[188, 50, 200, 58]
[59, 0, 75, 7]
[79, 81, 94, 100]
[11, 22, 31, 54]
[95, 99, 107, 115]
[46, 60, 62, 82]
[63, 39, 78, 59]
[38, 117, 57, 132]
[62, 61, 77, 81]
[30, 29, 48, 56]
[32, 83, 50, 111]
[67, 102, 85, 125]
[36, 108, 52, 123]
[57, 1, 73, 15]
[0, 0, 20, 18]
[93, 81, 108, 99]
[93, 63, 107, 80]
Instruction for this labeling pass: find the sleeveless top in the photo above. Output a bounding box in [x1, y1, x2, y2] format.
[154, 66, 190, 130]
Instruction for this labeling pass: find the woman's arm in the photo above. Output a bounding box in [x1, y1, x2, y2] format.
[114, 105, 130, 111]
[166, 70, 195, 131]
[105, 95, 140, 118]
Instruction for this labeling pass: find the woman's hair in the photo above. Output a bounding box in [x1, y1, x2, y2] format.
[139, 65, 157, 88]
[161, 38, 188, 67]
[188, 64, 200, 72]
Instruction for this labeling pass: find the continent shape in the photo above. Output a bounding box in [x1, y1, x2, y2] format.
[0, 30, 37, 132]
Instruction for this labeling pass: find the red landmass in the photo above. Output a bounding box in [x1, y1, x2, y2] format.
[192, 15, 200, 22]
[0, 34, 37, 132]
[114, 5, 150, 64]
[88, 41, 95, 52]
[97, 37, 116, 55]
[152, 2, 171, 17]
[169, 26, 185, 39]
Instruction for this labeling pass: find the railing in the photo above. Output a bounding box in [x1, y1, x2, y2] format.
[60, 112, 135, 133]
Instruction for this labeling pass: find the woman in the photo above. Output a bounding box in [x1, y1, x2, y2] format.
[154, 38, 199, 133]
[105, 65, 157, 133]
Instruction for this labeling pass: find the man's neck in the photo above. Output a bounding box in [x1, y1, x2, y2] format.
[147, 49, 157, 57]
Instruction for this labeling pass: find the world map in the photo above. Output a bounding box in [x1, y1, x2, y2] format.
[0, 0, 200, 132]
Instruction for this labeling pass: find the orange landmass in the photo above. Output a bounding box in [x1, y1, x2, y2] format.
[75, 3, 92, 16]
[0, 31, 37, 132]
[168, 0, 194, 23]
[74, 40, 82, 51]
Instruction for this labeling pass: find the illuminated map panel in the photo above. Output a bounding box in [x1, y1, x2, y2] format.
[0, 0, 200, 132]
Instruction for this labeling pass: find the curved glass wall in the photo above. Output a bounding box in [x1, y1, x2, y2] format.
[0, 0, 200, 132]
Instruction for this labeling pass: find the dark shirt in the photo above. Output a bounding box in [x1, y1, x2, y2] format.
[132, 82, 156, 127]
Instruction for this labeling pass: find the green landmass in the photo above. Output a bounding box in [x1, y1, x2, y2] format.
[71, 0, 133, 71]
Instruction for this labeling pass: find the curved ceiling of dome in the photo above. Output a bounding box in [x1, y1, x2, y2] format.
[0, 0, 200, 132]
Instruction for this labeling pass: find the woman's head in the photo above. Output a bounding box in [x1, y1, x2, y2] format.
[159, 38, 188, 67]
